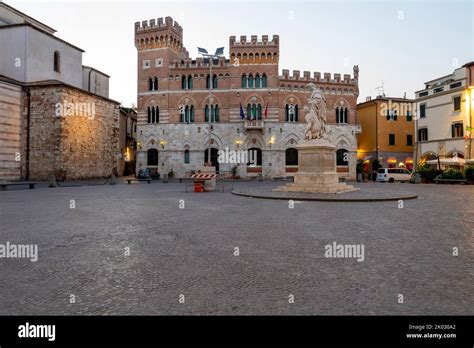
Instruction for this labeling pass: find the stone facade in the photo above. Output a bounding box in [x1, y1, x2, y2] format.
[134, 17, 360, 179]
[27, 85, 119, 180]
[0, 80, 24, 181]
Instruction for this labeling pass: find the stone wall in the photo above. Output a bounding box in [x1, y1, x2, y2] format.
[28, 85, 119, 180]
[136, 121, 358, 180]
[0, 80, 23, 181]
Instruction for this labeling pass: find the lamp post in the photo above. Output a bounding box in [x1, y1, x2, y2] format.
[198, 46, 224, 167]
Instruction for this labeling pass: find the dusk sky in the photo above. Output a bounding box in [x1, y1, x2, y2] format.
[7, 0, 474, 106]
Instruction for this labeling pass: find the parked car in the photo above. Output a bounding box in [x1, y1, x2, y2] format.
[136, 168, 151, 179]
[377, 168, 412, 183]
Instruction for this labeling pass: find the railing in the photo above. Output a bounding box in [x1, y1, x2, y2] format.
[244, 119, 264, 129]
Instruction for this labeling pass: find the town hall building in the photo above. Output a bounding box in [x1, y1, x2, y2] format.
[134, 17, 360, 179]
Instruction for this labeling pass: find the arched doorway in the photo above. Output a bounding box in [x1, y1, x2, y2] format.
[147, 149, 158, 166]
[204, 148, 219, 172]
[285, 148, 298, 173]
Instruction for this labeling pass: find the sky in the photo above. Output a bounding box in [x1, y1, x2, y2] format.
[6, 0, 474, 106]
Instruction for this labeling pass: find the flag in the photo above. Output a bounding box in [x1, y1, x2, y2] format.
[239, 103, 245, 119]
[466, 125, 473, 132]
[264, 103, 268, 118]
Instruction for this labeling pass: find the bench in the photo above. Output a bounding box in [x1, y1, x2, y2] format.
[126, 179, 151, 184]
[0, 181, 37, 191]
[434, 179, 467, 185]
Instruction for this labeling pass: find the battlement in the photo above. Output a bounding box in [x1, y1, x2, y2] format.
[229, 35, 279, 46]
[280, 68, 358, 84]
[170, 56, 228, 69]
[135, 16, 183, 33]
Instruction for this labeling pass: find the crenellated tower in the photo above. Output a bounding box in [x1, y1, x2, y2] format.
[229, 35, 279, 66]
[135, 16, 188, 95]
[134, 16, 187, 57]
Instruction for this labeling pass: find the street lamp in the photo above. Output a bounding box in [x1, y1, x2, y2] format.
[198, 46, 224, 167]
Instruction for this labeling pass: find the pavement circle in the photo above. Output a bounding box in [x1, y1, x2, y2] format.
[231, 188, 418, 202]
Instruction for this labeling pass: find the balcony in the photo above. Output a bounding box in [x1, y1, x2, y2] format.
[244, 119, 264, 131]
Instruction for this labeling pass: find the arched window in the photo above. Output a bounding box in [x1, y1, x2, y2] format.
[336, 107, 346, 124]
[181, 75, 187, 90]
[248, 147, 262, 166]
[213, 104, 219, 122]
[154, 106, 159, 123]
[336, 149, 349, 166]
[153, 77, 158, 91]
[148, 77, 153, 91]
[285, 148, 298, 166]
[344, 108, 348, 123]
[262, 74, 267, 87]
[212, 74, 218, 89]
[286, 104, 298, 122]
[53, 51, 60, 72]
[255, 74, 261, 88]
[257, 104, 262, 120]
[241, 74, 247, 88]
[190, 105, 195, 123]
[147, 149, 158, 166]
[148, 106, 159, 123]
[247, 104, 251, 119]
[181, 105, 194, 123]
[204, 104, 209, 122]
[187, 75, 193, 89]
[184, 149, 190, 164]
[248, 74, 254, 88]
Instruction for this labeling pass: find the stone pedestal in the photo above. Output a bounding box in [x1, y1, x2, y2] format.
[275, 139, 358, 193]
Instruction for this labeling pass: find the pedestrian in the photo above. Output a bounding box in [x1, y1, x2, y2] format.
[372, 170, 377, 182]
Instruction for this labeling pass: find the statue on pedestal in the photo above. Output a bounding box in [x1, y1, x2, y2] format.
[304, 83, 329, 141]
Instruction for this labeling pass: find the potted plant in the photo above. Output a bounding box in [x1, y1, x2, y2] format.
[464, 165, 474, 184]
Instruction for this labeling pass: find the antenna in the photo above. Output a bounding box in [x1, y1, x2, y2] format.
[375, 80, 386, 97]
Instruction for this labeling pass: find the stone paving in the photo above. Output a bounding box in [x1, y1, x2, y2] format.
[0, 181, 473, 315]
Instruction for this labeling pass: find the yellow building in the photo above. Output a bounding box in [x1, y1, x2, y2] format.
[356, 96, 415, 172]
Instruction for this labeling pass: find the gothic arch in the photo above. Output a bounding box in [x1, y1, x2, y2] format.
[201, 94, 223, 107]
[202, 133, 224, 149]
[244, 95, 264, 105]
[243, 134, 264, 149]
[144, 137, 159, 150]
[176, 95, 197, 107]
[145, 98, 160, 108]
[335, 135, 351, 149]
[284, 94, 302, 106]
[332, 97, 351, 110]
[284, 132, 301, 146]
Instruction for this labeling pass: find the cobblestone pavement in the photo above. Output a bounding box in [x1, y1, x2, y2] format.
[0, 181, 473, 315]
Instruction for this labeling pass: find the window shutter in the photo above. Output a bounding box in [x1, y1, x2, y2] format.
[451, 124, 455, 138]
